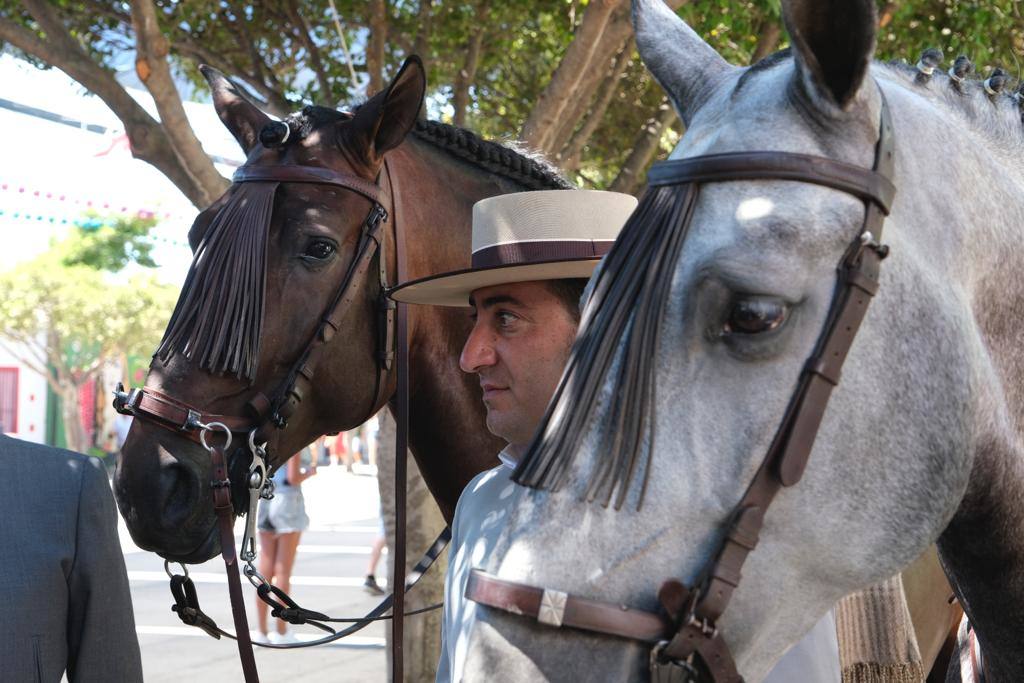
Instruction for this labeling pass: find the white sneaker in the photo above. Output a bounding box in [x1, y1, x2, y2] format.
[252, 631, 269, 645]
[269, 628, 297, 644]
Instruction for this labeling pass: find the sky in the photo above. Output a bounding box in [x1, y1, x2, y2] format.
[0, 54, 245, 285]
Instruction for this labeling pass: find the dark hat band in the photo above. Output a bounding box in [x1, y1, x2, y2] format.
[472, 240, 615, 269]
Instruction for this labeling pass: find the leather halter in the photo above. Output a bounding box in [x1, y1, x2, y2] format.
[467, 94, 896, 682]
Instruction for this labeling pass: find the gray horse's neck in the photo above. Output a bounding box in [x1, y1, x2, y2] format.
[888, 72, 1024, 676]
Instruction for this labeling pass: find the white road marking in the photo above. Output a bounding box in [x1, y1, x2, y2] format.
[135, 625, 384, 648]
[121, 529, 383, 555]
[309, 524, 380, 533]
[297, 544, 387, 555]
[128, 570, 388, 588]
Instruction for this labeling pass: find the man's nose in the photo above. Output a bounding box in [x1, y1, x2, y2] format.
[460, 323, 497, 373]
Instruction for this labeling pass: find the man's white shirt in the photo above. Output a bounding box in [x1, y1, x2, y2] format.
[436, 453, 842, 682]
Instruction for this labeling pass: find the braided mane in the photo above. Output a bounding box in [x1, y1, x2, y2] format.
[279, 105, 571, 191]
[410, 119, 572, 190]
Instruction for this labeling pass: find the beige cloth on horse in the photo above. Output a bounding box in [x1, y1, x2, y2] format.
[836, 574, 924, 683]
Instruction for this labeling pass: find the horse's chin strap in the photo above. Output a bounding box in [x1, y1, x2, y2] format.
[466, 93, 896, 683]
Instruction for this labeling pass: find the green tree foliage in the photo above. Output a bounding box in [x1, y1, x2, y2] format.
[61, 214, 159, 271]
[0, 226, 177, 452]
[1, 1, 1022, 200]
[878, 1, 1024, 73]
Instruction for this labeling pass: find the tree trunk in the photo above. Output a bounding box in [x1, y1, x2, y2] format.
[609, 99, 678, 195]
[130, 0, 228, 207]
[285, 0, 333, 104]
[520, 0, 685, 158]
[546, 51, 616, 159]
[519, 0, 624, 155]
[2, 3, 212, 208]
[559, 42, 634, 171]
[225, 2, 294, 115]
[59, 382, 87, 454]
[412, 0, 433, 62]
[376, 411, 447, 683]
[367, 0, 389, 96]
[451, 3, 488, 128]
[750, 20, 782, 64]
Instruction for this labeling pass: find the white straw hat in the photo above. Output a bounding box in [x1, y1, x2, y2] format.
[389, 189, 637, 307]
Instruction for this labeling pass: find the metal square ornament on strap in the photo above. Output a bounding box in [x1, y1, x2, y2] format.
[537, 588, 569, 627]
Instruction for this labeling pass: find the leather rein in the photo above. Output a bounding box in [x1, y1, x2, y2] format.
[114, 159, 433, 682]
[466, 95, 896, 682]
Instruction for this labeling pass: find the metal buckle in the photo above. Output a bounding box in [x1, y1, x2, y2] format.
[859, 230, 890, 259]
[183, 409, 205, 431]
[686, 613, 718, 638]
[649, 641, 700, 683]
[112, 383, 142, 414]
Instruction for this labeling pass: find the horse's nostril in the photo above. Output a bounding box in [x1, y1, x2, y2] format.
[161, 461, 199, 528]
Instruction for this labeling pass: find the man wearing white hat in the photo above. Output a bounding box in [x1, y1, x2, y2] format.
[390, 189, 841, 682]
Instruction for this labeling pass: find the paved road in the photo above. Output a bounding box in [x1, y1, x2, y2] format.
[119, 466, 390, 682]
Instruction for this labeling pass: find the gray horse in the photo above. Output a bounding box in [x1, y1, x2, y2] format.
[457, 0, 1024, 680]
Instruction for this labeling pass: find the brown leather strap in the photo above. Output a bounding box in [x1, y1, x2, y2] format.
[647, 152, 895, 214]
[211, 446, 259, 682]
[233, 164, 385, 205]
[113, 385, 257, 443]
[466, 570, 669, 642]
[254, 202, 389, 442]
[388, 157, 410, 682]
[654, 93, 896, 678]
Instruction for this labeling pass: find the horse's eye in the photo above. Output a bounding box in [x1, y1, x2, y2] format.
[723, 297, 788, 335]
[303, 239, 336, 261]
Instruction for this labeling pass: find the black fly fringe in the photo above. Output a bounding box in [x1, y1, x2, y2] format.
[513, 183, 699, 509]
[155, 182, 278, 382]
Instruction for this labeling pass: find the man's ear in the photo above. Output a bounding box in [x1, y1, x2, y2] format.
[347, 56, 427, 162]
[200, 65, 272, 153]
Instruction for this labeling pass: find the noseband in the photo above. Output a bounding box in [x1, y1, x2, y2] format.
[466, 94, 896, 682]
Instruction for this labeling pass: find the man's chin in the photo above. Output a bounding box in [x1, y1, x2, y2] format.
[484, 412, 525, 450]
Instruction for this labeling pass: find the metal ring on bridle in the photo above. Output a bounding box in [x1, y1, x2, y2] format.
[199, 421, 232, 452]
[164, 559, 189, 580]
[243, 563, 269, 590]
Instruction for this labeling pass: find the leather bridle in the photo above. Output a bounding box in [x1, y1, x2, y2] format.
[114, 161, 398, 448]
[466, 94, 896, 682]
[114, 158, 428, 682]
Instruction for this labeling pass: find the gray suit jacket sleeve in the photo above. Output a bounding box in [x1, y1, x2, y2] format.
[66, 457, 143, 682]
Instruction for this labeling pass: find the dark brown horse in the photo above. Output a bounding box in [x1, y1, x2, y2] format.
[114, 57, 568, 562]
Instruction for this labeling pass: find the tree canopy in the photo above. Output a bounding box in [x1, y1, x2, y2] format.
[1, 1, 1022, 202]
[0, 222, 178, 451]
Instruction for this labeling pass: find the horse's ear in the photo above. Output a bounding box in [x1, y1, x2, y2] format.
[782, 0, 877, 110]
[200, 65, 272, 153]
[348, 56, 426, 162]
[632, 0, 732, 125]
